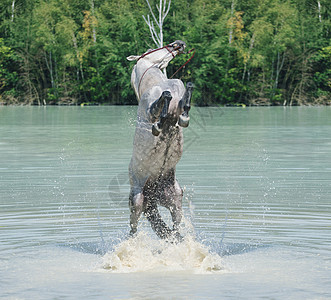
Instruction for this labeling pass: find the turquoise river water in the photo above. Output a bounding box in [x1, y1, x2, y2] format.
[0, 106, 330, 299]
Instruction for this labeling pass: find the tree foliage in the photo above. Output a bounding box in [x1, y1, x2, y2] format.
[0, 0, 330, 105]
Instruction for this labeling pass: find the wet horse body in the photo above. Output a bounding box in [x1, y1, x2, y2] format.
[127, 41, 192, 240]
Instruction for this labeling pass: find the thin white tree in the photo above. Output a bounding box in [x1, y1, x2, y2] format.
[143, 0, 171, 49]
[11, 0, 15, 22]
[91, 0, 97, 43]
[317, 1, 322, 22]
[228, 0, 236, 45]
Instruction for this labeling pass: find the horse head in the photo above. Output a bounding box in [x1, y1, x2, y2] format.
[127, 40, 186, 69]
[127, 41, 186, 100]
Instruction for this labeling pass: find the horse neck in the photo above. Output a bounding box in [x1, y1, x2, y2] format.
[135, 61, 167, 99]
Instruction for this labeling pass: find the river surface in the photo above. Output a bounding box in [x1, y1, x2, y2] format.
[0, 106, 330, 299]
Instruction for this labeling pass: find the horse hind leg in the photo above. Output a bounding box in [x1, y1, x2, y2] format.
[144, 177, 184, 242]
[178, 82, 194, 128]
[144, 200, 173, 239]
[129, 189, 144, 236]
[150, 91, 172, 136]
[166, 179, 184, 242]
[130, 187, 175, 240]
[168, 179, 183, 230]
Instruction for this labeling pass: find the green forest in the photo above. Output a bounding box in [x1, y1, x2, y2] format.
[0, 0, 330, 106]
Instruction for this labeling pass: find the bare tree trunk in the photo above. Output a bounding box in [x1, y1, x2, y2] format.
[275, 51, 285, 90]
[242, 33, 255, 82]
[143, 0, 171, 48]
[317, 1, 322, 22]
[91, 0, 97, 43]
[11, 0, 15, 22]
[271, 51, 285, 101]
[72, 32, 84, 81]
[228, 0, 236, 45]
[44, 51, 55, 90]
[225, 0, 236, 80]
[143, 0, 171, 76]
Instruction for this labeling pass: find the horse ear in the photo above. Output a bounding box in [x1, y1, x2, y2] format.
[127, 55, 140, 61]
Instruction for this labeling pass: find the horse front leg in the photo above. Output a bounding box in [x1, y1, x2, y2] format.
[178, 82, 194, 128]
[149, 91, 172, 136]
[144, 200, 173, 239]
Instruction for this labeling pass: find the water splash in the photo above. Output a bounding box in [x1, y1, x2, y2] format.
[100, 232, 225, 274]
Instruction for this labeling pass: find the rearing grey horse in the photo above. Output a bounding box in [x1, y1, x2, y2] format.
[127, 40, 193, 241]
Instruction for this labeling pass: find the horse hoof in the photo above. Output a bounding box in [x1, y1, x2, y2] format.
[162, 90, 172, 101]
[129, 228, 138, 239]
[152, 123, 161, 136]
[178, 114, 190, 127]
[173, 231, 184, 243]
[166, 230, 183, 244]
[186, 82, 194, 89]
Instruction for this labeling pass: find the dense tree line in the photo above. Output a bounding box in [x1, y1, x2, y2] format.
[0, 0, 330, 105]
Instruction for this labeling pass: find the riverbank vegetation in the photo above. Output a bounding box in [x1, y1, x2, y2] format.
[0, 0, 330, 106]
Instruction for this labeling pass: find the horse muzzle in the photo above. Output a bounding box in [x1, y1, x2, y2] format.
[169, 40, 186, 54]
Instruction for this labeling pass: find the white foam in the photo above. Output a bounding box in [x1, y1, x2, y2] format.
[100, 232, 225, 274]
